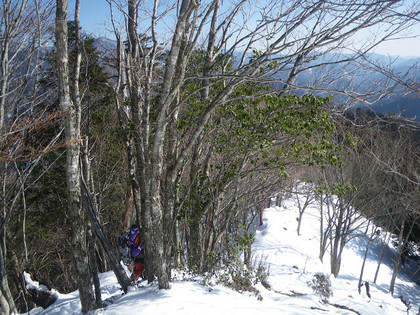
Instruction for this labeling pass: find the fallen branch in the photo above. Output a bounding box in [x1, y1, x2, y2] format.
[327, 302, 361, 315]
[274, 289, 307, 297]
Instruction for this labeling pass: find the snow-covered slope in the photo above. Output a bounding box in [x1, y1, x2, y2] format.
[27, 193, 420, 314]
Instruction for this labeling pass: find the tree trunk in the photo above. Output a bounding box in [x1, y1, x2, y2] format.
[318, 192, 331, 264]
[276, 194, 282, 207]
[296, 194, 311, 236]
[358, 232, 374, 294]
[81, 178, 131, 293]
[0, 22, 9, 133]
[0, 51, 8, 132]
[390, 217, 415, 296]
[111, 34, 143, 269]
[201, 0, 219, 100]
[87, 223, 102, 307]
[203, 203, 215, 270]
[330, 253, 341, 278]
[189, 216, 203, 272]
[331, 205, 344, 277]
[150, 187, 170, 289]
[0, 3, 19, 312]
[374, 231, 388, 284]
[0, 246, 16, 315]
[81, 149, 102, 306]
[186, 140, 205, 272]
[390, 218, 405, 296]
[0, 168, 16, 315]
[319, 193, 325, 262]
[55, 1, 94, 312]
[125, 0, 156, 284]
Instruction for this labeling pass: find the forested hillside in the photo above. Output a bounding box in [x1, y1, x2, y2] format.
[1, 1, 419, 314]
[25, 197, 420, 314]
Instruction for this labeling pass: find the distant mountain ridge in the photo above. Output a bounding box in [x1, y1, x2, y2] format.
[91, 37, 420, 121]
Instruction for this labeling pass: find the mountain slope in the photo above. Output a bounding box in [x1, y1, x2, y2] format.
[27, 192, 420, 314]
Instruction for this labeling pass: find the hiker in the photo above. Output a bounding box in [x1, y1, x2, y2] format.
[120, 224, 145, 281]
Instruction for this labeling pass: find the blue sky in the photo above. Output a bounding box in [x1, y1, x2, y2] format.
[71, 0, 420, 58]
[76, 0, 114, 38]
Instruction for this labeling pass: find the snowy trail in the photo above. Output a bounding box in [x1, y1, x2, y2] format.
[27, 197, 420, 315]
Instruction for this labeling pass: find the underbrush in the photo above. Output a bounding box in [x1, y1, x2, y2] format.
[172, 245, 270, 300]
[307, 272, 332, 303]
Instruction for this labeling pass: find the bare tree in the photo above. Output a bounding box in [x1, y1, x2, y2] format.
[291, 183, 314, 236]
[311, 143, 375, 277]
[55, 0, 94, 312]
[333, 108, 420, 293]
[106, 0, 420, 290]
[357, 224, 380, 295]
[0, 1, 56, 313]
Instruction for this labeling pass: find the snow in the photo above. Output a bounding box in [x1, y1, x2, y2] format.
[24, 272, 51, 293]
[25, 191, 420, 315]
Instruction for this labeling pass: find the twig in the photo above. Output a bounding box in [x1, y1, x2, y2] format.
[327, 301, 362, 315]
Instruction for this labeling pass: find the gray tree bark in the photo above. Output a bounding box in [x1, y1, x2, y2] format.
[109, 0, 420, 293]
[81, 178, 131, 293]
[0, 246, 16, 314]
[0, 5, 28, 311]
[72, 0, 103, 305]
[389, 218, 405, 296]
[390, 217, 415, 296]
[374, 231, 389, 284]
[55, 0, 94, 312]
[358, 226, 375, 294]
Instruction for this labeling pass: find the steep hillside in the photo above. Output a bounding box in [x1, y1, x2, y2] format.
[26, 191, 420, 314]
